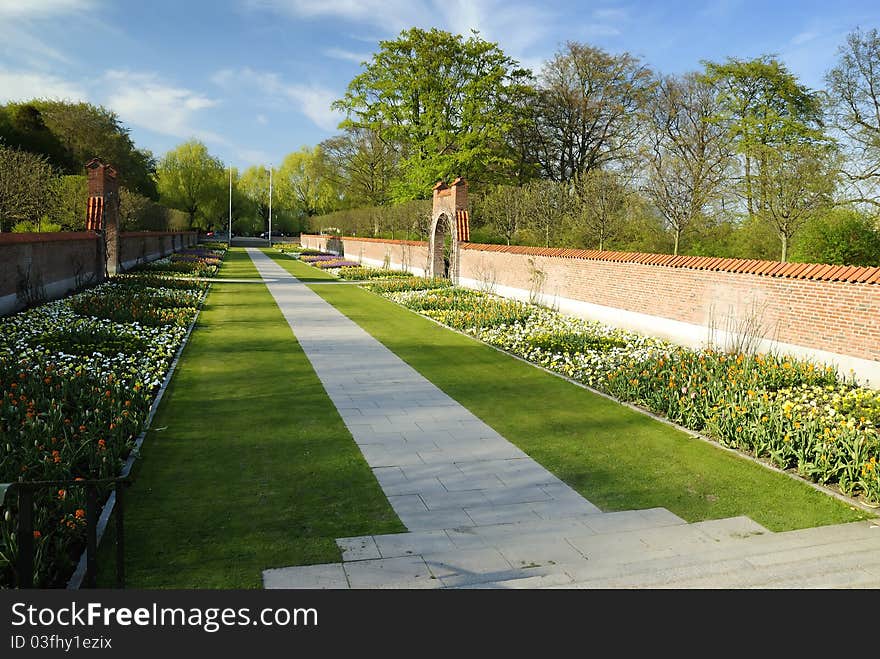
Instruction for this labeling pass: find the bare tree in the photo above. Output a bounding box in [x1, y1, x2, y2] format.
[641, 72, 734, 255]
[477, 184, 526, 245]
[520, 179, 573, 247]
[569, 168, 631, 251]
[320, 127, 397, 207]
[757, 143, 839, 261]
[531, 42, 654, 182]
[826, 27, 880, 208]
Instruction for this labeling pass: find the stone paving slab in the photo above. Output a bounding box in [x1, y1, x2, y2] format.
[343, 556, 441, 589]
[262, 564, 348, 589]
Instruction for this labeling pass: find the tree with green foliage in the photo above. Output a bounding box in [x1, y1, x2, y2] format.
[793, 208, 880, 266]
[0, 144, 57, 232]
[334, 27, 534, 200]
[277, 146, 337, 217]
[0, 103, 73, 171]
[702, 55, 828, 221]
[50, 174, 88, 231]
[238, 165, 272, 235]
[1, 101, 157, 198]
[156, 140, 226, 230]
[473, 184, 526, 245]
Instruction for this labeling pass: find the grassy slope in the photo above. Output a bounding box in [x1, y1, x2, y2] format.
[98, 248, 403, 588]
[265, 252, 872, 532]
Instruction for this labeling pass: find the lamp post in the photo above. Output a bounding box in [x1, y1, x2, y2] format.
[228, 167, 233, 248]
[267, 165, 273, 248]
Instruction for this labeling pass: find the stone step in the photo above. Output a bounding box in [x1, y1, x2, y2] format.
[465, 519, 880, 589]
[336, 506, 692, 561]
[326, 510, 779, 588]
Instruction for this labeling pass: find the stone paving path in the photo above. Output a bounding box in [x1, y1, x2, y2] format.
[246, 249, 880, 589]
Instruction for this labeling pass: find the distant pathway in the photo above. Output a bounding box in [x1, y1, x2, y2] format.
[246, 248, 880, 589]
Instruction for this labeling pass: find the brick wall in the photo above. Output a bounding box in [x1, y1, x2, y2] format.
[0, 231, 198, 316]
[300, 234, 880, 385]
[301, 234, 431, 276]
[456, 247, 880, 363]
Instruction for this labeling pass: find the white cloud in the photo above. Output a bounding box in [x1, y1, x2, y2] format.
[245, 0, 553, 66]
[0, 0, 94, 18]
[256, 113, 268, 125]
[213, 67, 344, 132]
[103, 70, 223, 143]
[245, 0, 421, 31]
[593, 8, 628, 22]
[237, 147, 273, 165]
[0, 70, 87, 103]
[582, 23, 623, 38]
[791, 30, 818, 45]
[324, 47, 371, 64]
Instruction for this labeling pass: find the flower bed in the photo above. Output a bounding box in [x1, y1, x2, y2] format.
[371, 282, 880, 506]
[337, 267, 413, 281]
[0, 248, 223, 587]
[363, 277, 453, 294]
[314, 259, 360, 269]
[299, 254, 339, 263]
[133, 247, 224, 278]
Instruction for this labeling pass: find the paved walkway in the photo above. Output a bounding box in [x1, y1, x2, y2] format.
[247, 249, 880, 589]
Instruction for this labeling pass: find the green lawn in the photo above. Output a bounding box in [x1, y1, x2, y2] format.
[266, 251, 873, 532]
[98, 248, 403, 588]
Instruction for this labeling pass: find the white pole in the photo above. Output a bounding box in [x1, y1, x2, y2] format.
[268, 165, 273, 248]
[228, 167, 232, 248]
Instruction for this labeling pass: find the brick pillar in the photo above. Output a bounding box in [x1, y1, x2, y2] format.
[86, 158, 120, 276]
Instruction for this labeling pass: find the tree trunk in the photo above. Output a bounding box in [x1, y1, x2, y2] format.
[780, 233, 788, 263]
[744, 156, 754, 221]
[673, 228, 680, 256]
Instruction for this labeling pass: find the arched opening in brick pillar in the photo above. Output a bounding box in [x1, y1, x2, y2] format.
[428, 178, 468, 281]
[430, 212, 452, 279]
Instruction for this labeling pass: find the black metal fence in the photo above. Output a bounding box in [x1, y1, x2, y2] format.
[2, 477, 130, 589]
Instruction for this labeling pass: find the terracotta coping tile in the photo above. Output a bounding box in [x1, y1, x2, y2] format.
[301, 235, 879, 285]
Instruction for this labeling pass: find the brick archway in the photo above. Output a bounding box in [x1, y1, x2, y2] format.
[428, 178, 469, 281]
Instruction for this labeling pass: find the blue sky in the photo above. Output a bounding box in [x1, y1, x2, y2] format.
[1, 0, 878, 171]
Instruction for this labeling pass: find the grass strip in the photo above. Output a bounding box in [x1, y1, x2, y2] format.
[98, 248, 403, 588]
[266, 252, 872, 532]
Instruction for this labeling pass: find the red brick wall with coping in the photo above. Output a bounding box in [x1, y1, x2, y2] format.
[300, 234, 880, 365]
[0, 231, 198, 316]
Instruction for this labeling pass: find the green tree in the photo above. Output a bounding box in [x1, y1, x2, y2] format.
[156, 140, 226, 230]
[50, 174, 88, 231]
[334, 27, 534, 200]
[0, 144, 57, 232]
[792, 208, 880, 266]
[11, 101, 158, 198]
[473, 184, 526, 245]
[277, 146, 337, 217]
[0, 103, 73, 171]
[702, 55, 827, 221]
[238, 165, 272, 234]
